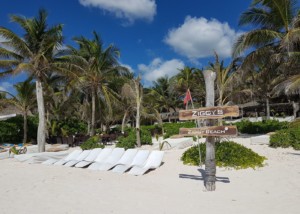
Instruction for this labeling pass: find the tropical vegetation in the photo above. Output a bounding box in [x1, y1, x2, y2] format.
[0, 0, 299, 149]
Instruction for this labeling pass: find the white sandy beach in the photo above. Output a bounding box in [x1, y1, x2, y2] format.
[0, 137, 300, 214]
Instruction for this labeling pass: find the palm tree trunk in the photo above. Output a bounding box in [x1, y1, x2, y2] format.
[155, 110, 164, 134]
[87, 121, 91, 135]
[136, 102, 141, 147]
[122, 110, 128, 134]
[266, 97, 270, 120]
[292, 101, 299, 119]
[91, 88, 96, 136]
[23, 112, 27, 145]
[136, 79, 142, 147]
[203, 70, 217, 191]
[36, 78, 46, 152]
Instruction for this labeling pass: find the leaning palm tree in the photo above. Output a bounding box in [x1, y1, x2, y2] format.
[0, 10, 63, 152]
[0, 79, 36, 144]
[60, 32, 127, 136]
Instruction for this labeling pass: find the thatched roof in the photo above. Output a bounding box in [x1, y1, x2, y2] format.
[0, 105, 23, 116]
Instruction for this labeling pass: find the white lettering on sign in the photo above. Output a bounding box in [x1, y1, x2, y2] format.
[187, 126, 229, 135]
[192, 109, 224, 117]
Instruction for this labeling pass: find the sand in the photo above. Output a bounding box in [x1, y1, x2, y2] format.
[0, 137, 300, 214]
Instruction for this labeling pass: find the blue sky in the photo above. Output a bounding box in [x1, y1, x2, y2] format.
[0, 0, 252, 92]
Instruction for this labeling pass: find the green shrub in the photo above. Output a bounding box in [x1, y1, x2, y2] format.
[270, 126, 300, 150]
[116, 135, 136, 149]
[181, 141, 266, 169]
[141, 124, 163, 136]
[0, 121, 19, 143]
[163, 122, 196, 139]
[80, 136, 104, 150]
[116, 127, 152, 149]
[289, 119, 300, 128]
[235, 119, 288, 134]
[49, 119, 87, 136]
[0, 115, 38, 143]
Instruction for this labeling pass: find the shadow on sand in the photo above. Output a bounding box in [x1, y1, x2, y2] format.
[179, 169, 230, 184]
[288, 152, 300, 156]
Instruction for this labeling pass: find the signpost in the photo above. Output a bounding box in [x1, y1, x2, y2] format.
[179, 126, 238, 137]
[179, 106, 239, 120]
[176, 70, 240, 191]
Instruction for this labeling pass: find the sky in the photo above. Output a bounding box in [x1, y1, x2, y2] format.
[0, 0, 253, 93]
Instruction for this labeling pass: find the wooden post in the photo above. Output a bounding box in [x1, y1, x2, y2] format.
[203, 70, 217, 191]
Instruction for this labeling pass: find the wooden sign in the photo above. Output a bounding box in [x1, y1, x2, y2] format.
[179, 106, 239, 120]
[178, 126, 238, 137]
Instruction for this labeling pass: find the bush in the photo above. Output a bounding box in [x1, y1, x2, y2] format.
[116, 127, 152, 149]
[0, 115, 38, 143]
[49, 119, 87, 137]
[163, 122, 196, 139]
[0, 121, 19, 143]
[270, 127, 300, 150]
[80, 136, 104, 150]
[235, 119, 288, 134]
[141, 124, 163, 136]
[289, 119, 300, 128]
[181, 141, 266, 169]
[116, 135, 136, 149]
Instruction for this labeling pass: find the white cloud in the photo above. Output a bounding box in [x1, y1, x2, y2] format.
[164, 16, 241, 59]
[138, 58, 184, 86]
[0, 82, 13, 92]
[79, 0, 156, 24]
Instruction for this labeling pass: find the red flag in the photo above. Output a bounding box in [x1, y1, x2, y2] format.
[184, 89, 192, 105]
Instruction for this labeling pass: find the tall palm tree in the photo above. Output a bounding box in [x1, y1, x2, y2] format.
[233, 0, 300, 89]
[209, 52, 242, 106]
[0, 79, 36, 144]
[61, 32, 127, 136]
[122, 77, 143, 147]
[233, 0, 300, 118]
[0, 10, 63, 152]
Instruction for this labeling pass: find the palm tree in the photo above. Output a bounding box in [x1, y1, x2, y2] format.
[175, 66, 205, 107]
[122, 77, 143, 147]
[150, 76, 180, 112]
[0, 79, 36, 144]
[0, 10, 63, 152]
[209, 52, 242, 106]
[233, 0, 299, 57]
[233, 0, 300, 118]
[61, 32, 127, 136]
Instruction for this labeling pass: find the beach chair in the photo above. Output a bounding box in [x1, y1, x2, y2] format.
[110, 149, 138, 172]
[98, 148, 125, 171]
[64, 150, 91, 167]
[53, 150, 82, 166]
[74, 148, 102, 168]
[128, 151, 164, 176]
[42, 150, 82, 165]
[88, 148, 113, 170]
[112, 150, 150, 174]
